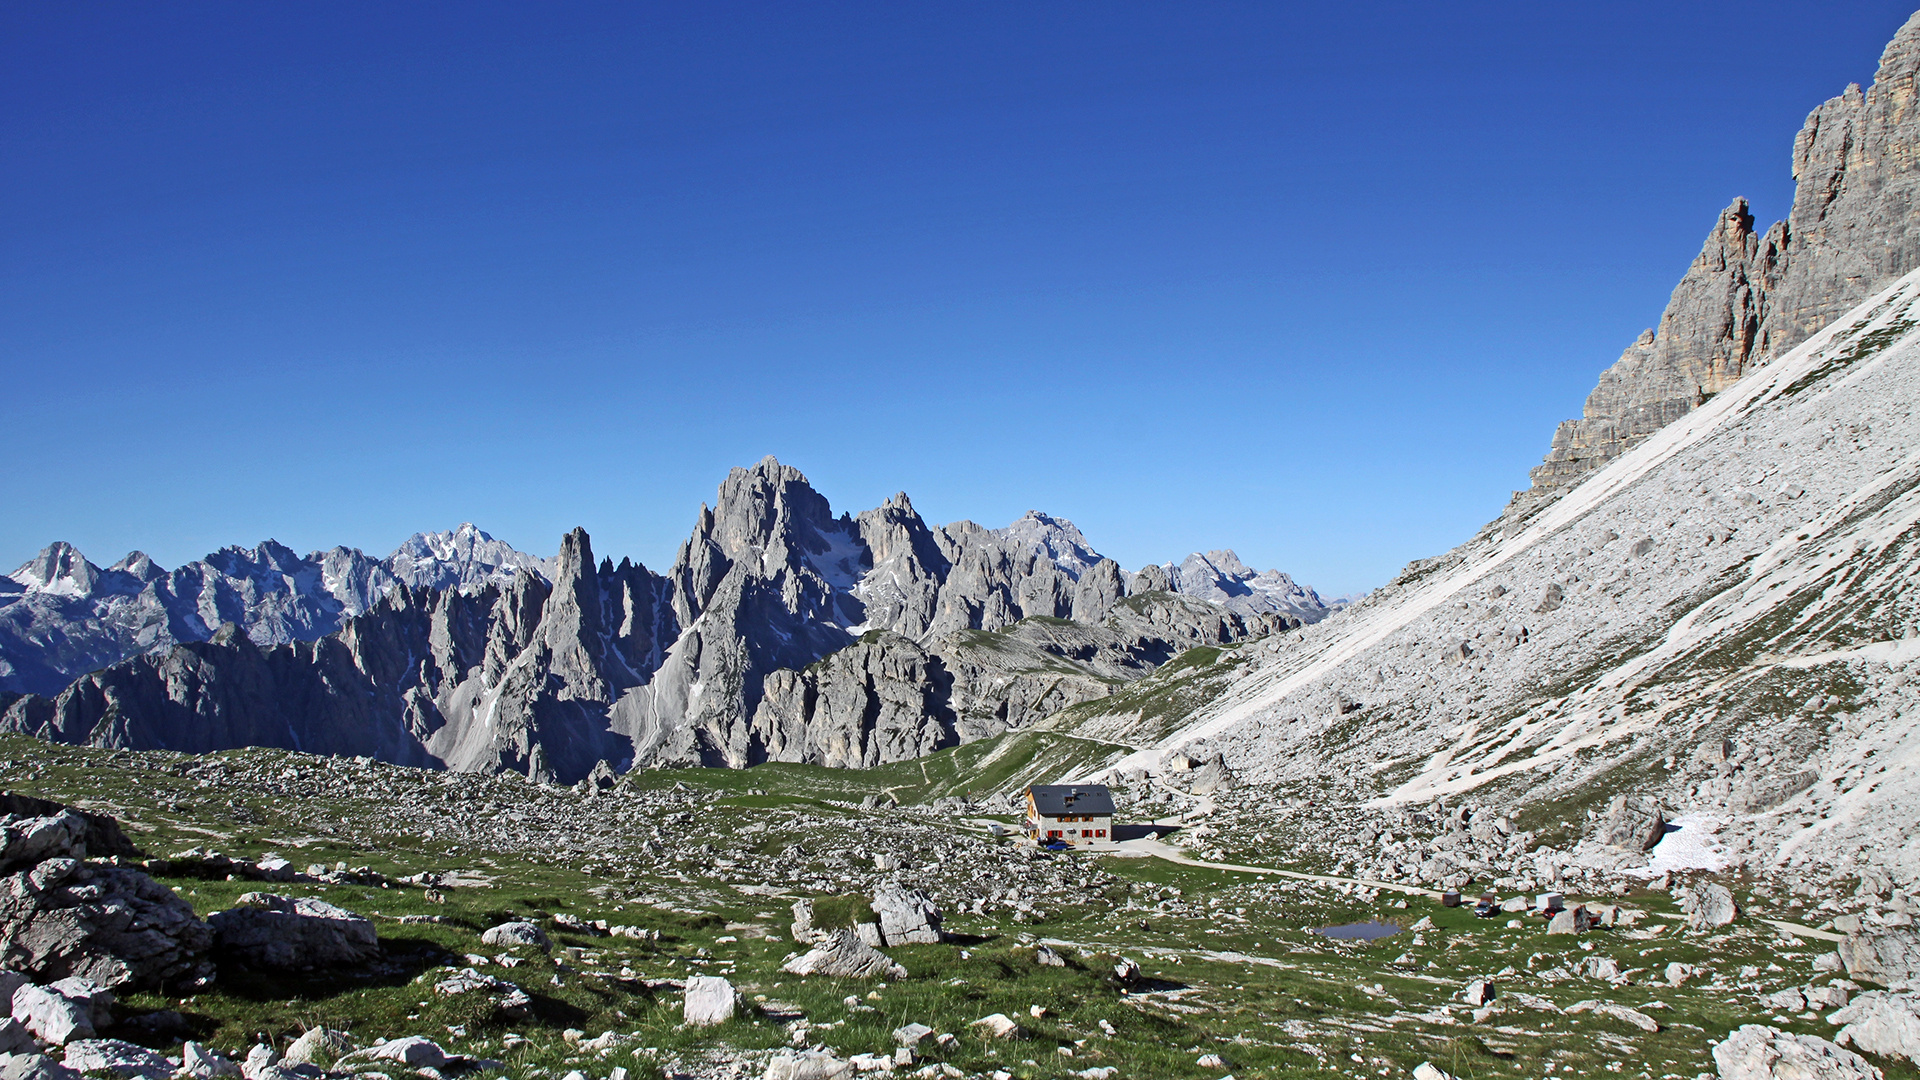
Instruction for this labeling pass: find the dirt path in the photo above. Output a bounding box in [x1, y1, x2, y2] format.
[1111, 830, 1442, 899]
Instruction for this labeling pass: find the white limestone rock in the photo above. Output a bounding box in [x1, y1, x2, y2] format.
[1713, 1024, 1882, 1080]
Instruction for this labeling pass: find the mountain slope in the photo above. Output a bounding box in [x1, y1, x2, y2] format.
[1077, 266, 1920, 886]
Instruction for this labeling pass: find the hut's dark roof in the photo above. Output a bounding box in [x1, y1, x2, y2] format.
[1027, 784, 1115, 816]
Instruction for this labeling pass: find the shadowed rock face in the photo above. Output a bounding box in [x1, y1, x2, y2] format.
[1529, 10, 1920, 497]
[0, 459, 1305, 782]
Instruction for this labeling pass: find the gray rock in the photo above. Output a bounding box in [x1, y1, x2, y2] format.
[282, 1029, 354, 1067]
[1462, 979, 1495, 1007]
[891, 1023, 933, 1046]
[432, 969, 531, 1019]
[1831, 991, 1920, 1062]
[0, 1053, 80, 1080]
[369, 1037, 447, 1070]
[870, 884, 941, 946]
[781, 928, 906, 981]
[60, 1040, 173, 1080]
[970, 1013, 1021, 1039]
[178, 1042, 240, 1079]
[1598, 795, 1667, 852]
[762, 1051, 852, 1080]
[11, 985, 93, 1045]
[0, 851, 210, 990]
[682, 975, 736, 1027]
[1547, 907, 1586, 935]
[1840, 928, 1920, 987]
[0, 1022, 30, 1058]
[208, 893, 378, 970]
[1686, 884, 1739, 932]
[1712, 1024, 1882, 1080]
[1034, 945, 1065, 967]
[479, 921, 549, 951]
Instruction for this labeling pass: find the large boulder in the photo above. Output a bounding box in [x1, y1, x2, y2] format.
[1713, 1025, 1882, 1080]
[479, 921, 550, 951]
[1841, 928, 1920, 987]
[1598, 795, 1667, 852]
[10, 986, 92, 1046]
[1685, 883, 1739, 932]
[870, 885, 941, 946]
[1831, 991, 1920, 1062]
[208, 894, 378, 970]
[0, 856, 210, 991]
[781, 928, 906, 981]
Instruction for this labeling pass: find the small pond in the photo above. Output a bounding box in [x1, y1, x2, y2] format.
[1312, 921, 1402, 941]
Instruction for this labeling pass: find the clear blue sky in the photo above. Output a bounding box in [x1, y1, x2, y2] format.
[4, 2, 1913, 596]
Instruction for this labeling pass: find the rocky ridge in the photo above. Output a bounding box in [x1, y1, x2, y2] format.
[0, 526, 547, 697]
[1527, 9, 1920, 497]
[2, 462, 1317, 783]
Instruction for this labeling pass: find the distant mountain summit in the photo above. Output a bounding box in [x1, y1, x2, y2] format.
[0, 525, 547, 695]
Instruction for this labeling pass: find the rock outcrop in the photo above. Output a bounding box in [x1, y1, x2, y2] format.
[0, 801, 210, 990]
[207, 894, 378, 970]
[1528, 10, 1920, 498]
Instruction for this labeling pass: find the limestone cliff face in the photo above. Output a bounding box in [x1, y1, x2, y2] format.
[1529, 10, 1920, 496]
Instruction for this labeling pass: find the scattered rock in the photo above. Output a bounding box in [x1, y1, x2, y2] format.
[178, 1042, 240, 1079]
[0, 857, 211, 989]
[282, 1029, 354, 1067]
[781, 929, 906, 981]
[369, 1036, 448, 1070]
[1831, 991, 1920, 1063]
[682, 975, 737, 1027]
[1462, 979, 1495, 1007]
[971, 1014, 1021, 1039]
[1712, 1024, 1881, 1080]
[433, 968, 531, 1020]
[892, 1024, 933, 1046]
[1598, 795, 1667, 852]
[1034, 945, 1065, 967]
[1413, 1064, 1458, 1080]
[208, 894, 378, 970]
[60, 1039, 173, 1080]
[763, 1051, 851, 1080]
[870, 884, 941, 946]
[479, 921, 550, 951]
[1567, 1000, 1660, 1032]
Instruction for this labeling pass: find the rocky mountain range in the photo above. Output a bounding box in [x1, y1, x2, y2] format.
[0, 463, 1322, 782]
[1526, 14, 1920, 499]
[0, 525, 547, 697]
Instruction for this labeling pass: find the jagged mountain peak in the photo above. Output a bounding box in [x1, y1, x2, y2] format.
[990, 510, 1104, 582]
[9, 541, 101, 598]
